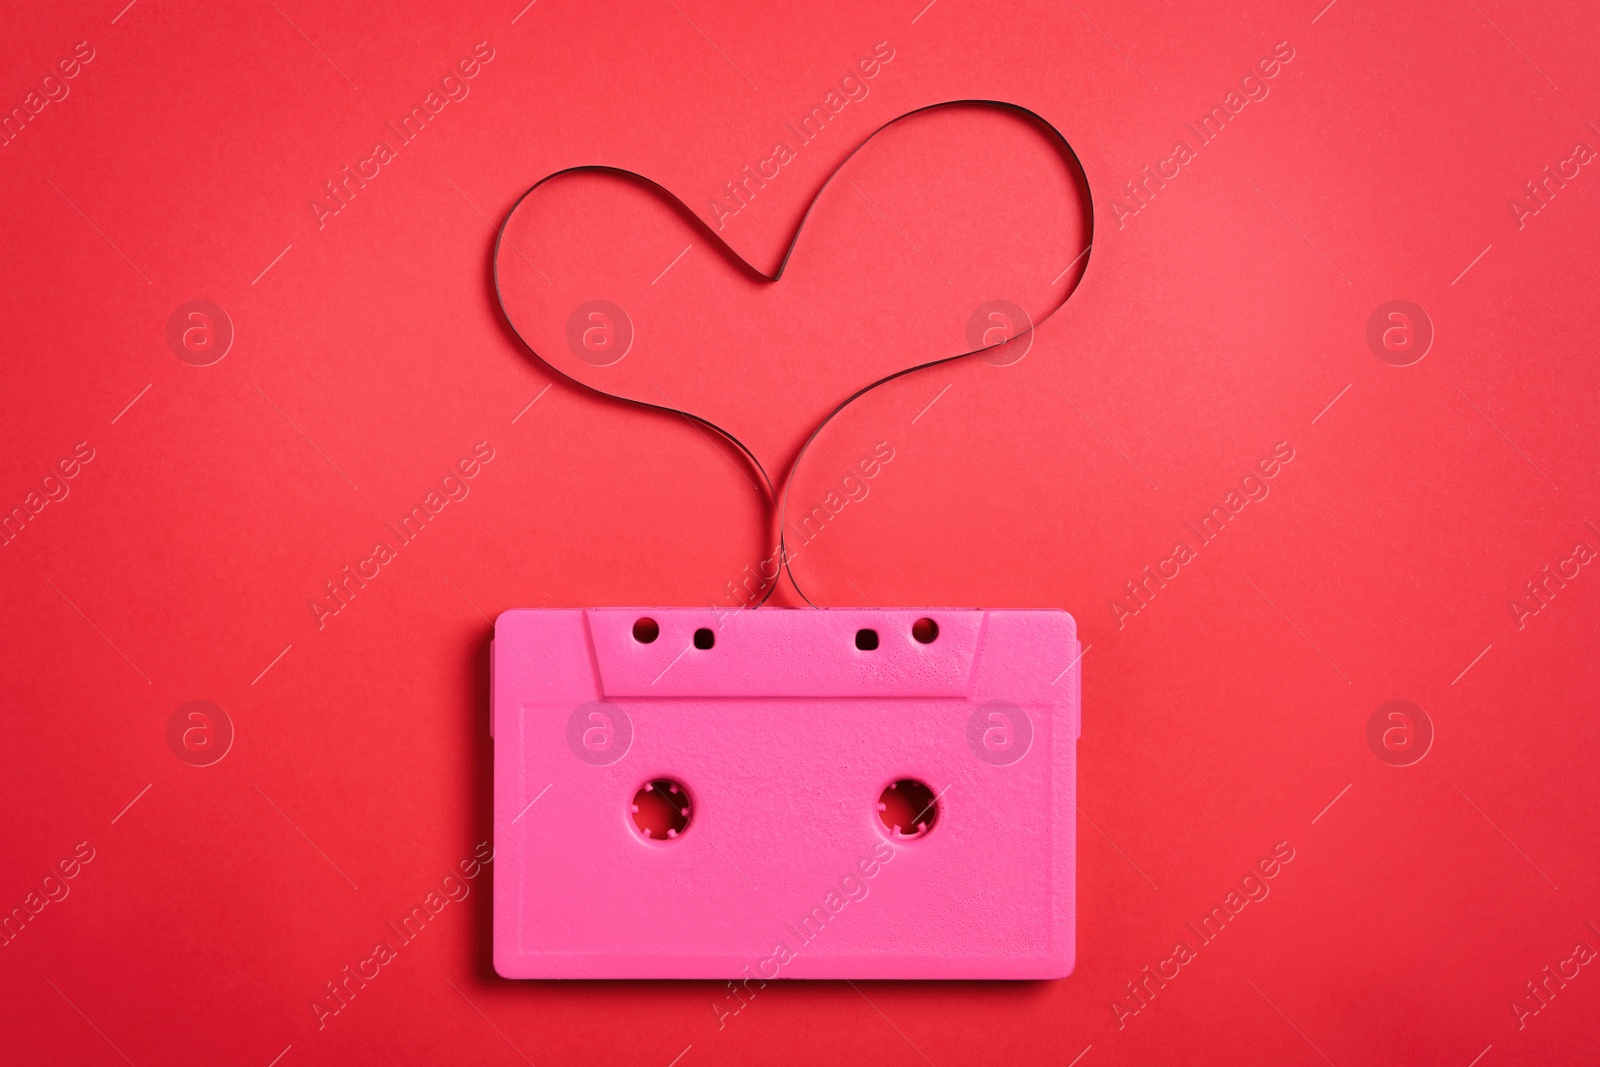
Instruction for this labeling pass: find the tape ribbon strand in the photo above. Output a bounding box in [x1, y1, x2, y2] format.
[492, 100, 1091, 607]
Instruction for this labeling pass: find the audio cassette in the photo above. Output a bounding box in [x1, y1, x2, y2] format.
[491, 606, 1080, 979]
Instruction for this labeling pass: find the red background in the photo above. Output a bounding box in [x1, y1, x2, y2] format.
[2, 1, 1598, 1064]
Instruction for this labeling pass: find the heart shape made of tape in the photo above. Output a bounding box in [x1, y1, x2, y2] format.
[494, 100, 1092, 600]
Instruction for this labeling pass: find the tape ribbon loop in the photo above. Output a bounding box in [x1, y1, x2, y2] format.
[492, 100, 1090, 607]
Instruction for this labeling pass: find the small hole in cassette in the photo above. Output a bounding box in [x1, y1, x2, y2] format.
[632, 617, 659, 644]
[855, 628, 879, 650]
[693, 627, 715, 650]
[877, 779, 939, 840]
[631, 778, 692, 841]
[912, 617, 939, 644]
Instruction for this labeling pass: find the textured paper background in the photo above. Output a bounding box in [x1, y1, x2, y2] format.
[1, 1, 1597, 1064]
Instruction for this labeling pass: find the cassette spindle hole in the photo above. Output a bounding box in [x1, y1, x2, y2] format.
[632, 778, 692, 841]
[632, 617, 659, 643]
[877, 779, 939, 840]
[912, 617, 939, 644]
[855, 628, 879, 650]
[693, 627, 715, 650]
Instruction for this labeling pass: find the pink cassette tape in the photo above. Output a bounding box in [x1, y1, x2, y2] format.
[491, 607, 1081, 980]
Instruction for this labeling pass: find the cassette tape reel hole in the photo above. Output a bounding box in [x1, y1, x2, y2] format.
[631, 778, 693, 842]
[877, 779, 939, 840]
